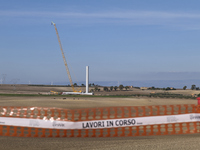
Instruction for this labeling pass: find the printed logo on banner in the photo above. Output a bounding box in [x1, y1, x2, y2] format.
[29, 120, 40, 127]
[0, 121, 5, 124]
[52, 121, 65, 127]
[190, 115, 200, 120]
[167, 116, 178, 123]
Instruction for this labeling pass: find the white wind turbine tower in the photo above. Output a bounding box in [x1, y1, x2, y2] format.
[2, 74, 7, 84]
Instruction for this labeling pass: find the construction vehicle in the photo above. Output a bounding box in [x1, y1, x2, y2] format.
[50, 91, 60, 95]
[51, 21, 81, 93]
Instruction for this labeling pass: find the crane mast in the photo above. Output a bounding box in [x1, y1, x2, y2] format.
[51, 21, 80, 92]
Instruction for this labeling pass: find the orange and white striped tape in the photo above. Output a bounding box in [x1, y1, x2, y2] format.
[0, 104, 199, 137]
[0, 113, 199, 129]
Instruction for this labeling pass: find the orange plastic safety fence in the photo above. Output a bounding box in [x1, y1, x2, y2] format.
[0, 104, 199, 137]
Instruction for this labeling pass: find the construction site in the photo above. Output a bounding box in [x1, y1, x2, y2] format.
[1, 22, 200, 150]
[50, 21, 93, 96]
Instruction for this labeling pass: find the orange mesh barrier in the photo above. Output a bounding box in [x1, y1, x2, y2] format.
[0, 104, 199, 137]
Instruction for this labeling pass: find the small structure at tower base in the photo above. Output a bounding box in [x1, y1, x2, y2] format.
[61, 66, 93, 95]
[61, 92, 93, 95]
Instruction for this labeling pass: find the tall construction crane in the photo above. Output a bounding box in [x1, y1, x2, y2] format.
[51, 21, 81, 92]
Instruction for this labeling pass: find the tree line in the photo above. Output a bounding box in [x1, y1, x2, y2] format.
[90, 84, 130, 92]
[103, 85, 130, 91]
[183, 85, 200, 90]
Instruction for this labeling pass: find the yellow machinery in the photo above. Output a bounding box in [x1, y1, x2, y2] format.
[50, 91, 59, 95]
[51, 21, 81, 92]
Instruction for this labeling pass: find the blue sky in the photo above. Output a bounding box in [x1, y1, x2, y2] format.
[1, 0, 200, 87]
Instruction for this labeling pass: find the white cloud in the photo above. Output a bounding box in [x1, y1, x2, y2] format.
[1, 10, 200, 18]
[1, 10, 200, 29]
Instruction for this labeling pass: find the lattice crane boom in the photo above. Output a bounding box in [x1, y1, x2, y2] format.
[51, 21, 80, 92]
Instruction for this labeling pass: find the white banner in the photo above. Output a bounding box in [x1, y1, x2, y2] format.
[0, 113, 200, 129]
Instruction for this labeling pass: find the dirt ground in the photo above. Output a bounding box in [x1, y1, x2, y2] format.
[0, 96, 197, 109]
[1, 134, 200, 150]
[0, 84, 200, 150]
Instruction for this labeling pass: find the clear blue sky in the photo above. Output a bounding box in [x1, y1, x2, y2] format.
[1, 0, 200, 86]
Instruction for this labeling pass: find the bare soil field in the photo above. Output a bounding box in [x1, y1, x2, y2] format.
[0, 84, 200, 150]
[0, 96, 197, 109]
